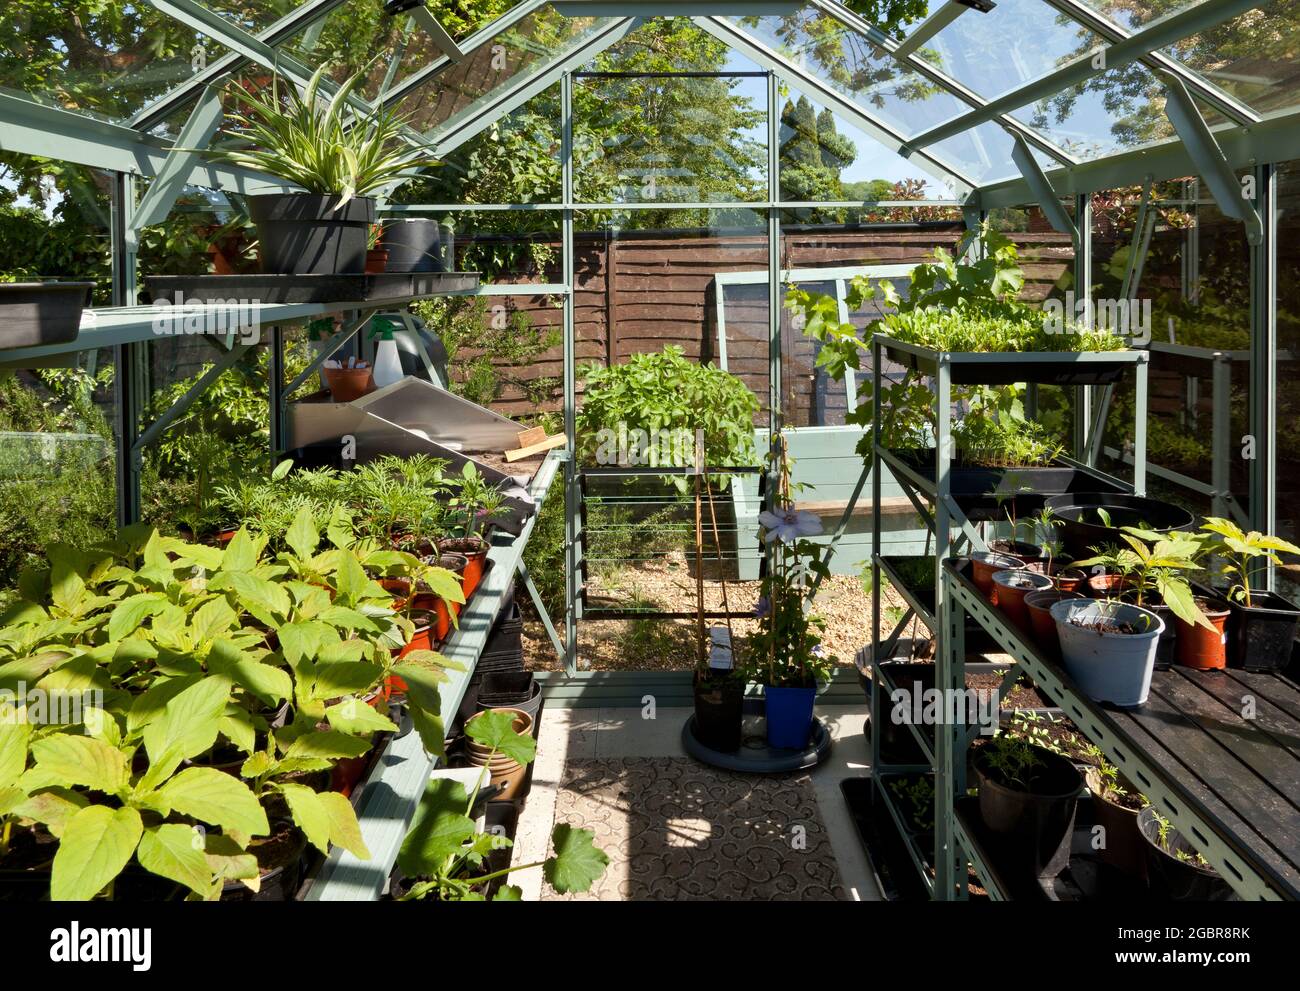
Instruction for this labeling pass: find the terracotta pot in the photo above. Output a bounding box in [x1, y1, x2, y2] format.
[322, 365, 374, 403]
[971, 551, 1025, 599]
[992, 569, 1053, 633]
[1024, 589, 1086, 658]
[1173, 597, 1231, 670]
[465, 708, 534, 802]
[365, 248, 389, 274]
[1085, 573, 1131, 598]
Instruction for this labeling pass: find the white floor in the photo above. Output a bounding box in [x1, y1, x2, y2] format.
[512, 704, 881, 901]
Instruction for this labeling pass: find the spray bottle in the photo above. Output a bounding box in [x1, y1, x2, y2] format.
[369, 318, 404, 390]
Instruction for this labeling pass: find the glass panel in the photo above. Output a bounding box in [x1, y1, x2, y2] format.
[0, 7, 235, 122]
[727, 9, 976, 140]
[574, 72, 768, 204]
[1073, 0, 1203, 30]
[385, 9, 615, 136]
[393, 86, 563, 206]
[1160, 0, 1300, 120]
[272, 3, 414, 96]
[916, 0, 1105, 100]
[929, 119, 1056, 184]
[1008, 63, 1176, 160]
[1091, 178, 1250, 520]
[779, 87, 962, 212]
[200, 1, 299, 33]
[1275, 161, 1300, 606]
[0, 359, 118, 598]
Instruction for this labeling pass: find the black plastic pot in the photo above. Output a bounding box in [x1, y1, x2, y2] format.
[0, 281, 93, 350]
[1146, 602, 1177, 670]
[477, 673, 543, 731]
[247, 193, 375, 275]
[973, 744, 1082, 881]
[1044, 493, 1196, 561]
[878, 661, 936, 760]
[1226, 589, 1300, 672]
[382, 218, 444, 273]
[693, 671, 743, 752]
[1137, 806, 1238, 901]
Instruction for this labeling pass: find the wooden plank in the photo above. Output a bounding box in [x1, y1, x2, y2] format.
[1225, 669, 1300, 725]
[1194, 669, 1300, 761]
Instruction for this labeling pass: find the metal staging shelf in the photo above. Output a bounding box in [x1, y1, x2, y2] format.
[861, 333, 1154, 900]
[941, 558, 1300, 901]
[304, 450, 561, 901]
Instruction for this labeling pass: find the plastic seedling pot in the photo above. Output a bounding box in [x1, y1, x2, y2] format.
[1051, 599, 1164, 707]
[247, 193, 374, 275]
[1024, 589, 1085, 659]
[764, 685, 816, 750]
[1173, 598, 1230, 670]
[1136, 807, 1238, 901]
[991, 569, 1053, 634]
[693, 670, 744, 752]
[0, 281, 93, 350]
[971, 551, 1025, 598]
[1226, 590, 1300, 672]
[1084, 768, 1146, 882]
[972, 744, 1082, 881]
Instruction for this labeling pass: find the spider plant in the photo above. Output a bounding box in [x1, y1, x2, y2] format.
[206, 64, 439, 207]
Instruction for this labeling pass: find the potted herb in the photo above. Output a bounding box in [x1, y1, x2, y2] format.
[1199, 518, 1300, 671]
[972, 732, 1083, 882]
[395, 711, 608, 901]
[751, 441, 835, 750]
[206, 66, 437, 275]
[971, 550, 1025, 597]
[1049, 598, 1165, 707]
[442, 463, 503, 599]
[0, 279, 94, 350]
[1083, 752, 1147, 881]
[1137, 807, 1238, 901]
[1075, 527, 1217, 669]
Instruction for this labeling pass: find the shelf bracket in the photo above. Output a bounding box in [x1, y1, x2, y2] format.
[132, 341, 253, 455]
[1161, 73, 1263, 245]
[1009, 134, 1078, 249]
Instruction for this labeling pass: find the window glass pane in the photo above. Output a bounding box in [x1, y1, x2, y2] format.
[0, 7, 234, 122]
[1275, 161, 1300, 607]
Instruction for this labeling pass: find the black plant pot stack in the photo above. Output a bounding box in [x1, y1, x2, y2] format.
[1227, 590, 1300, 672]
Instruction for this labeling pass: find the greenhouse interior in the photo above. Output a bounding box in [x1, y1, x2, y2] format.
[0, 0, 1298, 928]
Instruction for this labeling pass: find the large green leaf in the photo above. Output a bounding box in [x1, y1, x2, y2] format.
[278, 782, 331, 855]
[51, 805, 143, 901]
[106, 592, 170, 641]
[285, 505, 321, 561]
[30, 734, 128, 795]
[317, 790, 370, 860]
[137, 823, 217, 898]
[325, 699, 397, 736]
[466, 709, 536, 766]
[283, 731, 373, 761]
[397, 777, 475, 877]
[0, 717, 30, 787]
[207, 641, 292, 706]
[156, 767, 269, 836]
[308, 661, 383, 701]
[142, 676, 231, 769]
[543, 823, 609, 894]
[332, 550, 369, 607]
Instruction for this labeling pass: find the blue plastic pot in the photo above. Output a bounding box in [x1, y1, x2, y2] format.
[765, 685, 816, 750]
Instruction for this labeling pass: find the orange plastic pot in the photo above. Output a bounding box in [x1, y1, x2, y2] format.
[1173, 598, 1230, 670]
[441, 540, 487, 599]
[1025, 589, 1085, 658]
[992, 569, 1053, 634]
[1085, 573, 1130, 598]
[971, 551, 1025, 599]
[322, 365, 374, 403]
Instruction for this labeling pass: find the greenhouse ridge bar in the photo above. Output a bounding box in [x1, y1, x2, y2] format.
[0, 0, 1297, 940]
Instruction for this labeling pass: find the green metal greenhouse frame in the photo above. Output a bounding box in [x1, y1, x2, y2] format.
[0, 0, 1294, 691]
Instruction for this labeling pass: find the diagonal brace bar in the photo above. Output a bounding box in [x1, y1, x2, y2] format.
[132, 341, 253, 454]
[1009, 134, 1078, 246]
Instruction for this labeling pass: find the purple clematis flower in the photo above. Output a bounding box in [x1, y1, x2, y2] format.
[758, 506, 823, 544]
[754, 596, 771, 619]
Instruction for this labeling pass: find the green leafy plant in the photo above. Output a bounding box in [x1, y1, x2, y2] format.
[206, 65, 439, 205]
[577, 346, 759, 487]
[396, 709, 609, 901]
[1198, 517, 1300, 608]
[977, 732, 1049, 791]
[1075, 526, 1215, 630]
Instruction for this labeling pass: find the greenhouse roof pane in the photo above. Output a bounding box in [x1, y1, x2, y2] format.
[200, 1, 301, 33]
[1070, 0, 1206, 30]
[383, 7, 617, 138]
[0, 5, 236, 123]
[272, 2, 416, 97]
[1007, 61, 1176, 160]
[915, 0, 1106, 101]
[1159, 0, 1300, 119]
[724, 9, 976, 140]
[930, 118, 1058, 183]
